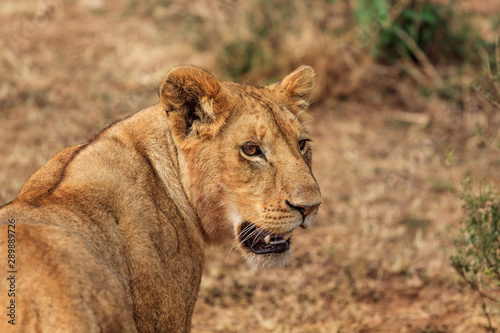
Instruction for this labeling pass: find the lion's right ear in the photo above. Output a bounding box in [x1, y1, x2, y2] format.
[266, 65, 316, 114]
[159, 66, 225, 148]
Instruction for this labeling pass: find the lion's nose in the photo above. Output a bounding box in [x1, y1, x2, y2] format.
[286, 200, 321, 218]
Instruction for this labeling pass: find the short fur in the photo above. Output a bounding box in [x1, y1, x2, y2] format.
[0, 65, 321, 332]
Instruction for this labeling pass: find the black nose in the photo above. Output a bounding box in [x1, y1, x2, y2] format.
[286, 200, 321, 218]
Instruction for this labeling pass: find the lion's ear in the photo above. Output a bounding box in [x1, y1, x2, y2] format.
[267, 65, 316, 113]
[159, 66, 225, 146]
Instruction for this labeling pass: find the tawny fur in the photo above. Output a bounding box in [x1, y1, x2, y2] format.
[0, 65, 321, 332]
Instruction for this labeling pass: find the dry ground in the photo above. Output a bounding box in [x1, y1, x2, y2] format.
[1, 0, 500, 332]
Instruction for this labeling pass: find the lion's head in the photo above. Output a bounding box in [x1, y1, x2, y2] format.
[160, 65, 321, 269]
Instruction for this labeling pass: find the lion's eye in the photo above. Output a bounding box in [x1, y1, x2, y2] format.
[241, 145, 261, 157]
[298, 139, 308, 150]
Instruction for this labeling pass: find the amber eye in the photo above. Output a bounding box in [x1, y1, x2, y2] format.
[241, 145, 261, 156]
[298, 139, 308, 150]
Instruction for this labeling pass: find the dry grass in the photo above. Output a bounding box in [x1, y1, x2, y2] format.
[1, 0, 500, 332]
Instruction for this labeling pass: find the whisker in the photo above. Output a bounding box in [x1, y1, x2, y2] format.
[225, 217, 266, 262]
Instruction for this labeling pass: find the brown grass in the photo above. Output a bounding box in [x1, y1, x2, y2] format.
[1, 0, 500, 332]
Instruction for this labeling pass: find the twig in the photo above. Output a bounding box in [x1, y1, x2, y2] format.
[342, 0, 353, 29]
[478, 283, 496, 332]
[494, 36, 499, 95]
[454, 266, 500, 303]
[398, 58, 434, 87]
[471, 83, 500, 109]
[389, 24, 444, 88]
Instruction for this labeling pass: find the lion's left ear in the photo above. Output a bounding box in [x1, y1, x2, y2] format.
[159, 66, 227, 148]
[266, 65, 316, 113]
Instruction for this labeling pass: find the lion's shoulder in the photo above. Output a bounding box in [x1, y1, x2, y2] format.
[17, 145, 83, 202]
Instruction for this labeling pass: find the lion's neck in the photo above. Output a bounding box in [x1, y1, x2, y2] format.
[119, 105, 204, 241]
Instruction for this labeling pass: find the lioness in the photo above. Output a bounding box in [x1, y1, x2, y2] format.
[0, 65, 321, 332]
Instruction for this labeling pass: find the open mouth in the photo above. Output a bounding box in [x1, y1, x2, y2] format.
[240, 222, 293, 254]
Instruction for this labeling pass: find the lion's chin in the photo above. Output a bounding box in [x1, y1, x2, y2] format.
[241, 249, 293, 271]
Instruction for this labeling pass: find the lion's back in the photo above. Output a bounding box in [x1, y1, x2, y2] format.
[0, 210, 137, 332]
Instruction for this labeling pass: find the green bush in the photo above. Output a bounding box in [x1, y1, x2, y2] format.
[355, 0, 486, 65]
[451, 178, 500, 331]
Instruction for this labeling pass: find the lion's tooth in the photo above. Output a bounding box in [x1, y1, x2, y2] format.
[264, 235, 271, 244]
[283, 231, 293, 240]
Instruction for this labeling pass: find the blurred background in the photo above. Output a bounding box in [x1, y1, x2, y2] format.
[1, 0, 500, 331]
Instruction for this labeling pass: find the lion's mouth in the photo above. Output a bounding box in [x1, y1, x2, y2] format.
[239, 222, 293, 254]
